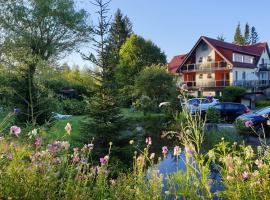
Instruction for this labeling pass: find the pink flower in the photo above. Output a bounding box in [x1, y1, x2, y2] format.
[10, 126, 21, 137]
[35, 137, 43, 147]
[185, 144, 194, 155]
[73, 148, 80, 162]
[162, 146, 168, 156]
[100, 155, 109, 165]
[244, 120, 253, 127]
[242, 171, 249, 180]
[173, 146, 181, 156]
[145, 137, 152, 145]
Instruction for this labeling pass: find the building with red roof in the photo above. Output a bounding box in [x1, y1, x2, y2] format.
[170, 36, 270, 96]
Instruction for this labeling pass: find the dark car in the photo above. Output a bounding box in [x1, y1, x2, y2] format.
[207, 102, 251, 122]
[236, 106, 270, 133]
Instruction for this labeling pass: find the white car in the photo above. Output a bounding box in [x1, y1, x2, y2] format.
[181, 97, 219, 113]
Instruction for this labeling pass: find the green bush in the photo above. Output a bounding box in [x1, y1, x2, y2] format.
[206, 107, 221, 123]
[202, 128, 244, 152]
[256, 99, 270, 107]
[222, 86, 246, 102]
[62, 99, 86, 115]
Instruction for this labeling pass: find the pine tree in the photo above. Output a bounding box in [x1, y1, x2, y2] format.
[250, 26, 259, 44]
[80, 0, 123, 156]
[244, 23, 250, 45]
[217, 34, 225, 41]
[234, 23, 245, 45]
[104, 9, 133, 71]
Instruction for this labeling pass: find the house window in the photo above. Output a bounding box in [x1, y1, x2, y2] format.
[198, 57, 203, 63]
[201, 43, 208, 51]
[242, 72, 246, 80]
[207, 73, 212, 78]
[207, 56, 212, 62]
[199, 74, 203, 79]
[235, 71, 238, 81]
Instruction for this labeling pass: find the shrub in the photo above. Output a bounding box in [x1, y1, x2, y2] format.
[62, 99, 86, 115]
[256, 99, 270, 108]
[206, 107, 221, 123]
[222, 86, 246, 102]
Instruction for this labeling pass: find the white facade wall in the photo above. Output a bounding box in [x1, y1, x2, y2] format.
[232, 67, 257, 81]
[196, 72, 215, 87]
[195, 43, 215, 64]
[257, 48, 270, 66]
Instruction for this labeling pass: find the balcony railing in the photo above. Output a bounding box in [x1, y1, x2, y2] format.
[183, 80, 230, 88]
[180, 61, 230, 72]
[234, 80, 270, 88]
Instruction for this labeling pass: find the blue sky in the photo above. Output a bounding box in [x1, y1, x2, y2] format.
[63, 0, 270, 67]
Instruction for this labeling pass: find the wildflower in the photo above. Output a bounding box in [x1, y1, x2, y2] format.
[145, 137, 152, 145]
[185, 144, 194, 155]
[100, 155, 109, 165]
[65, 123, 72, 135]
[48, 143, 58, 152]
[253, 170, 259, 177]
[109, 141, 113, 146]
[164, 191, 170, 195]
[10, 126, 21, 137]
[255, 159, 263, 168]
[35, 137, 43, 147]
[0, 137, 4, 141]
[129, 140, 134, 145]
[244, 146, 254, 159]
[150, 153, 155, 159]
[162, 146, 168, 157]
[73, 148, 80, 162]
[6, 152, 13, 160]
[60, 141, 70, 150]
[28, 129, 37, 139]
[242, 171, 249, 180]
[226, 175, 234, 181]
[159, 102, 170, 107]
[244, 120, 253, 127]
[173, 146, 181, 156]
[88, 143, 94, 150]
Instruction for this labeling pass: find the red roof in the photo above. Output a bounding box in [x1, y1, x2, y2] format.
[167, 54, 186, 73]
[176, 36, 269, 71]
[203, 36, 267, 57]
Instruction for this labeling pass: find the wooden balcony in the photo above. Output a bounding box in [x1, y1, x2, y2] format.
[183, 80, 230, 88]
[180, 61, 231, 72]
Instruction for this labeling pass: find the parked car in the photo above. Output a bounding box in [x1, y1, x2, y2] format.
[206, 102, 251, 122]
[236, 106, 270, 133]
[181, 97, 219, 113]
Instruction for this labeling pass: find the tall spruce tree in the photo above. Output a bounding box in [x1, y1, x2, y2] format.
[234, 23, 245, 45]
[80, 0, 123, 156]
[251, 26, 259, 44]
[107, 9, 133, 65]
[244, 23, 251, 45]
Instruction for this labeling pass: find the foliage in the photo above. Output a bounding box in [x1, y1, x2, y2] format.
[79, 0, 123, 161]
[106, 9, 133, 67]
[256, 99, 270, 108]
[0, 0, 91, 125]
[244, 23, 251, 45]
[234, 23, 245, 45]
[206, 107, 221, 123]
[217, 34, 225, 41]
[202, 129, 244, 152]
[251, 26, 259, 44]
[62, 99, 86, 115]
[222, 86, 246, 102]
[134, 65, 176, 113]
[116, 34, 167, 106]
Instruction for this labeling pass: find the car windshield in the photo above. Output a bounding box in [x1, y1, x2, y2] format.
[255, 107, 270, 115]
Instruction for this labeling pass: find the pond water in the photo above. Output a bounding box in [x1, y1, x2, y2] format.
[156, 151, 224, 196]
